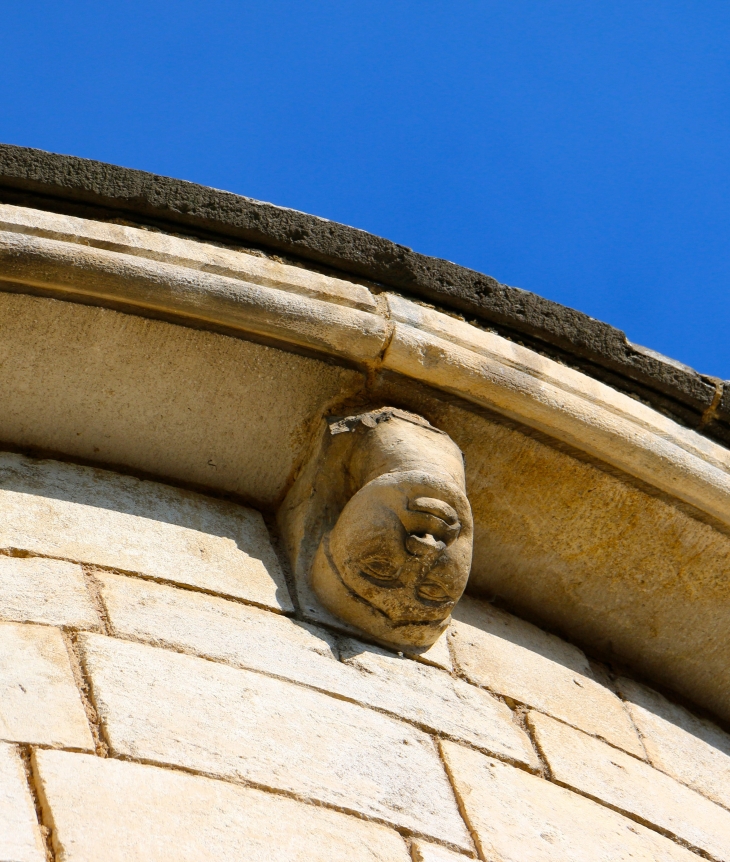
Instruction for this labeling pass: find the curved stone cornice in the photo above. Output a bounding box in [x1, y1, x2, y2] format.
[1, 199, 730, 722]
[0, 143, 727, 446]
[0, 203, 728, 531]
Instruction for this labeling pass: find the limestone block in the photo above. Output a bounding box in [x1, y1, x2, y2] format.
[0, 230, 388, 369]
[98, 574, 534, 766]
[0, 204, 379, 312]
[407, 632, 452, 671]
[377, 387, 730, 725]
[529, 711, 730, 860]
[0, 743, 45, 862]
[449, 597, 643, 756]
[0, 556, 100, 629]
[383, 295, 730, 525]
[340, 639, 537, 768]
[34, 749, 410, 862]
[79, 634, 471, 849]
[441, 739, 702, 862]
[0, 452, 292, 611]
[0, 622, 93, 749]
[410, 841, 471, 861]
[618, 676, 730, 810]
[0, 292, 365, 507]
[98, 572, 344, 691]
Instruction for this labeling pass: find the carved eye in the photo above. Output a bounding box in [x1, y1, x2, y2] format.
[417, 579, 453, 604]
[359, 557, 401, 583]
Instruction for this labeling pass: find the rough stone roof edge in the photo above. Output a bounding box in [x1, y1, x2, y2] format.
[1, 142, 727, 444]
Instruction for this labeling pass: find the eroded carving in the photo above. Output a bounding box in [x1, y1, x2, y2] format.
[279, 408, 473, 648]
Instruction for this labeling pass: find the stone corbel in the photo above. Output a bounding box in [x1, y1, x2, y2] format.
[278, 408, 473, 648]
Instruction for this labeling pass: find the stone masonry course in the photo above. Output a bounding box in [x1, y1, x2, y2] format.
[0, 458, 725, 860]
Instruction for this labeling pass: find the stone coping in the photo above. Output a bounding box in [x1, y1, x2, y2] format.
[0, 143, 727, 447]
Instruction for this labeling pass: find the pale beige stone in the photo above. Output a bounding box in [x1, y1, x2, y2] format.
[0, 622, 93, 749]
[0, 231, 387, 368]
[98, 572, 344, 690]
[0, 452, 292, 611]
[0, 556, 100, 629]
[405, 631, 453, 671]
[2, 225, 730, 727]
[340, 639, 537, 768]
[0, 203, 378, 312]
[618, 676, 730, 810]
[423, 396, 730, 725]
[98, 574, 534, 766]
[441, 739, 702, 862]
[449, 597, 643, 756]
[0, 292, 365, 507]
[7, 206, 730, 527]
[384, 294, 730, 523]
[281, 408, 473, 649]
[80, 633, 471, 848]
[0, 743, 45, 862]
[410, 840, 471, 861]
[34, 749, 410, 862]
[529, 711, 730, 860]
[6, 220, 729, 525]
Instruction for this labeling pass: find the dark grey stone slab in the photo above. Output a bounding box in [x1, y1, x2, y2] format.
[0, 143, 726, 445]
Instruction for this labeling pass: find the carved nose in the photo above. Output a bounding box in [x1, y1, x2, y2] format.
[402, 497, 461, 548]
[410, 497, 459, 526]
[406, 532, 446, 558]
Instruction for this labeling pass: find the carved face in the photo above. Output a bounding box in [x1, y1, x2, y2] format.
[311, 470, 473, 647]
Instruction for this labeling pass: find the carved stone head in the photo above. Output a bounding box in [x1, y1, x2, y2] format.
[281, 408, 473, 648]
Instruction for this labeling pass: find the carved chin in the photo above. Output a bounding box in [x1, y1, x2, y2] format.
[310, 539, 451, 648]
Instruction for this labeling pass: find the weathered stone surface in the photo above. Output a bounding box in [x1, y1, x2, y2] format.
[0, 555, 99, 629]
[0, 203, 379, 312]
[0, 743, 45, 862]
[441, 739, 702, 862]
[0, 230, 388, 367]
[618, 676, 730, 810]
[1, 162, 730, 727]
[365, 380, 730, 725]
[34, 749, 410, 862]
[383, 296, 730, 527]
[449, 597, 643, 756]
[2, 223, 730, 726]
[0, 452, 292, 611]
[281, 408, 474, 649]
[98, 572, 344, 689]
[410, 840, 470, 861]
[99, 574, 534, 766]
[340, 639, 537, 767]
[80, 633, 471, 848]
[0, 291, 365, 508]
[405, 632, 453, 671]
[0, 622, 93, 749]
[529, 711, 730, 860]
[0, 144, 718, 441]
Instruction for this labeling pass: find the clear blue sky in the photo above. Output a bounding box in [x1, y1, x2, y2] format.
[2, 2, 729, 377]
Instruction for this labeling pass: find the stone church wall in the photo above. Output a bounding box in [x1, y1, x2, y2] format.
[1, 453, 728, 861]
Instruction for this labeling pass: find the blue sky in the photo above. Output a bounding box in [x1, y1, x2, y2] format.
[2, 2, 729, 377]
